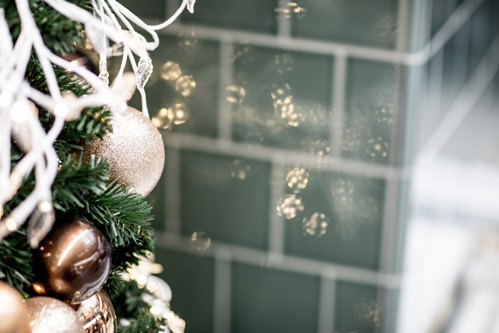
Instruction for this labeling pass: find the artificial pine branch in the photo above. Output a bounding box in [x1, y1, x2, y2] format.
[112, 280, 167, 333]
[2, 1, 168, 331]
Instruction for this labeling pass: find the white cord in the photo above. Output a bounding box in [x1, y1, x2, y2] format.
[0, 0, 195, 239]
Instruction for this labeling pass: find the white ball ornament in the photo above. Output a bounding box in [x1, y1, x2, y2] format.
[83, 107, 165, 196]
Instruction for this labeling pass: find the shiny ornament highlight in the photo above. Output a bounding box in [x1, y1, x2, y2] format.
[33, 218, 111, 303]
[83, 107, 165, 196]
[27, 297, 85, 333]
[0, 281, 30, 333]
[74, 292, 116, 333]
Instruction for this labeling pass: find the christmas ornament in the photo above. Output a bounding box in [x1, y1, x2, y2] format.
[26, 296, 85, 333]
[0, 281, 30, 333]
[32, 217, 111, 303]
[82, 107, 165, 196]
[74, 291, 116, 333]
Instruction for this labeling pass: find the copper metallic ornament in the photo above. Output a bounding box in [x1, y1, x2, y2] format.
[32, 217, 111, 303]
[0, 281, 30, 333]
[74, 291, 116, 333]
[82, 106, 165, 196]
[26, 296, 85, 333]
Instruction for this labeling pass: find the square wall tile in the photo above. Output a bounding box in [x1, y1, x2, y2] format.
[467, 0, 491, 77]
[155, 248, 215, 332]
[291, 0, 398, 49]
[119, 0, 166, 21]
[179, 150, 271, 250]
[439, 21, 470, 118]
[342, 58, 398, 165]
[283, 169, 385, 271]
[231, 263, 320, 333]
[430, 0, 461, 37]
[180, 0, 278, 34]
[335, 281, 380, 333]
[232, 45, 334, 152]
[145, 36, 220, 138]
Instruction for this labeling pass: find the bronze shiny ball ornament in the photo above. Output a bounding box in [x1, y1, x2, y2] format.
[74, 291, 116, 333]
[26, 296, 85, 333]
[82, 106, 165, 197]
[0, 281, 30, 333]
[32, 218, 111, 303]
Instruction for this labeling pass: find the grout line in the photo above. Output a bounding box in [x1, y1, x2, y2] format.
[317, 271, 336, 333]
[277, 0, 292, 39]
[164, 146, 181, 234]
[160, 23, 413, 64]
[154, 0, 482, 67]
[155, 232, 402, 289]
[379, 178, 400, 277]
[416, 33, 499, 165]
[217, 41, 234, 142]
[396, 0, 411, 53]
[213, 248, 232, 333]
[162, 133, 407, 180]
[331, 54, 347, 157]
[268, 163, 286, 255]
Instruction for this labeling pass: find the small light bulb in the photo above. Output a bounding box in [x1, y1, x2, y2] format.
[10, 100, 31, 123]
[137, 274, 147, 287]
[5, 218, 17, 231]
[53, 103, 68, 117]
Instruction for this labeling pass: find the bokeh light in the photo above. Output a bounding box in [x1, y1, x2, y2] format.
[225, 85, 246, 104]
[276, 194, 305, 219]
[275, 53, 294, 74]
[366, 137, 389, 162]
[286, 167, 310, 193]
[275, 1, 307, 19]
[190, 231, 211, 253]
[160, 61, 182, 81]
[230, 159, 251, 180]
[302, 212, 329, 237]
[175, 75, 196, 96]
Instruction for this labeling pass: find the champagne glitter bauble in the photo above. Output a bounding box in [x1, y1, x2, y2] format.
[74, 291, 116, 333]
[33, 218, 111, 303]
[0, 281, 30, 333]
[27, 297, 85, 333]
[82, 106, 165, 196]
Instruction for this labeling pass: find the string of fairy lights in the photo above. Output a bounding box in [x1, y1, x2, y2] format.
[0, 0, 195, 331]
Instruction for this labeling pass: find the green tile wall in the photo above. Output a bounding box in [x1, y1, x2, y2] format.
[231, 263, 320, 333]
[342, 58, 397, 165]
[232, 46, 333, 151]
[147, 36, 220, 138]
[292, 0, 399, 49]
[179, 150, 271, 250]
[334, 281, 380, 333]
[180, 0, 278, 33]
[115, 0, 499, 331]
[467, 0, 491, 76]
[156, 248, 215, 332]
[284, 169, 385, 270]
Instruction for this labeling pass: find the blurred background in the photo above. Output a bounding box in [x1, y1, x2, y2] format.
[120, 0, 499, 331]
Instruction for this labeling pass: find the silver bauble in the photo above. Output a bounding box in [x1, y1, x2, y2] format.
[74, 292, 117, 333]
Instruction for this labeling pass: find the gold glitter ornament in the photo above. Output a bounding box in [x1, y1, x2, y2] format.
[26, 297, 85, 333]
[82, 106, 165, 196]
[0, 281, 30, 333]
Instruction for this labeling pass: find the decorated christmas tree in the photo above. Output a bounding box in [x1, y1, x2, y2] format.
[0, 0, 194, 331]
